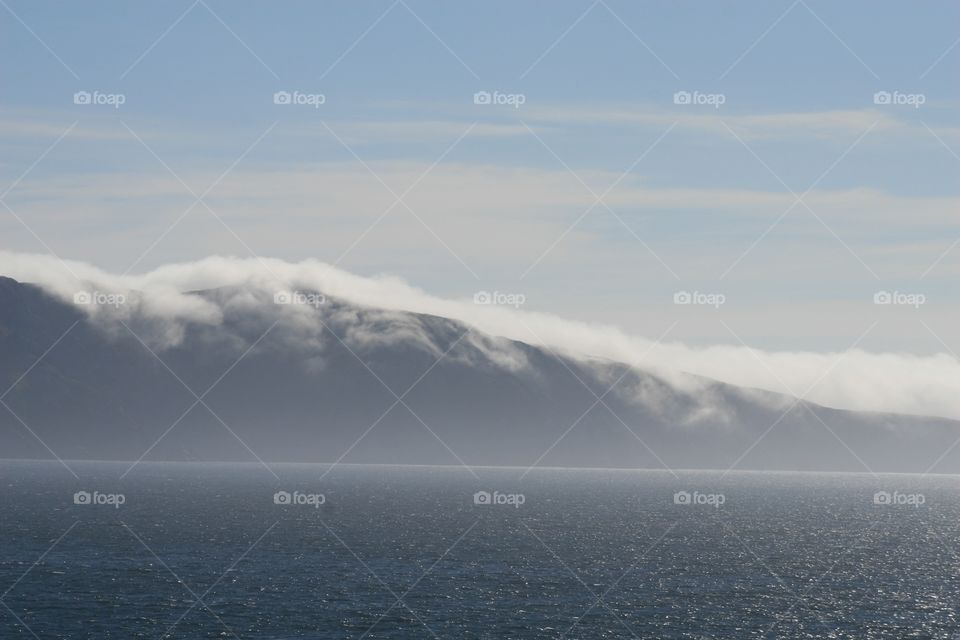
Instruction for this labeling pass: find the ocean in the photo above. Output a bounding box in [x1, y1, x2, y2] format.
[1, 460, 957, 638]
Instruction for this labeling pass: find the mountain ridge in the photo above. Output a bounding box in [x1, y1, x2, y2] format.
[2, 275, 958, 474]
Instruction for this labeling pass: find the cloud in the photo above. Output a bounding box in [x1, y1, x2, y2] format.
[0, 108, 166, 141]
[2, 251, 959, 421]
[8, 163, 959, 281]
[521, 105, 894, 139]
[522, 104, 960, 144]
[306, 120, 534, 143]
[14, 161, 960, 227]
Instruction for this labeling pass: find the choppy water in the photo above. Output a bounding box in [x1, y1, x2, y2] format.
[2, 460, 959, 638]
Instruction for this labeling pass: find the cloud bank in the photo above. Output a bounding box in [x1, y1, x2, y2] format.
[2, 251, 958, 421]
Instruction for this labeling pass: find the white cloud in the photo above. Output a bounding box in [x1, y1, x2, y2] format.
[2, 251, 959, 421]
[522, 105, 901, 139]
[522, 104, 960, 144]
[305, 120, 534, 143]
[0, 109, 165, 141]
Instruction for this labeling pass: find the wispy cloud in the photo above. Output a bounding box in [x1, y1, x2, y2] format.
[9, 161, 958, 228]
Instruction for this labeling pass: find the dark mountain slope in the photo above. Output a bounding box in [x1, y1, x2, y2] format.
[1, 276, 958, 474]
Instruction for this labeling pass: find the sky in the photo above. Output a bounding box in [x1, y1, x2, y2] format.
[1, 0, 959, 358]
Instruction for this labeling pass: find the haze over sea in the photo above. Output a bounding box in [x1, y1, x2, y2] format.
[2, 460, 957, 639]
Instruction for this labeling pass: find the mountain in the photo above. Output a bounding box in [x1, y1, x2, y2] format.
[1, 275, 958, 474]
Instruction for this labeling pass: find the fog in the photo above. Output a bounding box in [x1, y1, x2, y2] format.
[3, 250, 958, 421]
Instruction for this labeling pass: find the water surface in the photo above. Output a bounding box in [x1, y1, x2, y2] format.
[1, 461, 957, 638]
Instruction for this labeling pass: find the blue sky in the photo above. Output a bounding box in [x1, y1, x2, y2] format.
[1, 0, 959, 352]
